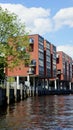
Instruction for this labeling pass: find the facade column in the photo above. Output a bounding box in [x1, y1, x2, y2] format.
[17, 76, 20, 89]
[54, 79, 57, 90]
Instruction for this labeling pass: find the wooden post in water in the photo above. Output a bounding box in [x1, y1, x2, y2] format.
[17, 76, 20, 89]
[33, 77, 35, 96]
[6, 82, 10, 105]
[69, 82, 71, 90]
[36, 79, 38, 96]
[14, 82, 17, 102]
[47, 79, 49, 90]
[54, 79, 57, 90]
[27, 75, 30, 96]
[20, 83, 23, 100]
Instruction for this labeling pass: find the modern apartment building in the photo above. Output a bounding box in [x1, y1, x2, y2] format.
[6, 34, 57, 94]
[6, 34, 44, 85]
[57, 51, 72, 90]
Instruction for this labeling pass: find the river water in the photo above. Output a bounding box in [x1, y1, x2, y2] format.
[0, 95, 73, 130]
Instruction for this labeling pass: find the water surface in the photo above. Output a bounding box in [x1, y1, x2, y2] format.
[0, 95, 73, 130]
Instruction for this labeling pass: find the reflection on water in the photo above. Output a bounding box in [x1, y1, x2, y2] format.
[0, 95, 73, 130]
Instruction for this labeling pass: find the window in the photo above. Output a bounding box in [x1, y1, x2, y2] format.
[46, 62, 51, 68]
[46, 42, 50, 49]
[46, 49, 50, 56]
[39, 59, 44, 66]
[39, 66, 44, 75]
[39, 52, 44, 60]
[39, 44, 44, 51]
[46, 56, 50, 62]
[29, 38, 34, 44]
[38, 36, 44, 43]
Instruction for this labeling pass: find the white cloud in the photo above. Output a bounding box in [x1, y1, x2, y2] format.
[53, 7, 73, 30]
[0, 3, 52, 35]
[0, 3, 73, 58]
[57, 45, 73, 58]
[0, 3, 73, 33]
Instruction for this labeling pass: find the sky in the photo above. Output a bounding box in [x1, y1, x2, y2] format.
[0, 0, 73, 58]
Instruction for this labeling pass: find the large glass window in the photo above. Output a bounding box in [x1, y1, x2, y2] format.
[53, 53, 56, 59]
[53, 59, 56, 65]
[46, 55, 50, 62]
[46, 62, 51, 68]
[53, 45, 56, 52]
[46, 49, 50, 56]
[39, 44, 44, 52]
[39, 66, 44, 75]
[39, 59, 44, 67]
[46, 42, 50, 49]
[39, 52, 44, 60]
[38, 36, 44, 43]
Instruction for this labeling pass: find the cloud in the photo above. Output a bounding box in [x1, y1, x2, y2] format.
[53, 7, 73, 30]
[0, 3, 73, 33]
[57, 45, 73, 58]
[0, 3, 73, 58]
[0, 3, 52, 35]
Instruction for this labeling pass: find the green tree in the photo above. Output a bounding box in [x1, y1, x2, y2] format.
[0, 7, 30, 79]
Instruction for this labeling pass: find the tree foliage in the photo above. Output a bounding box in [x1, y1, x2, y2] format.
[0, 6, 30, 72]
